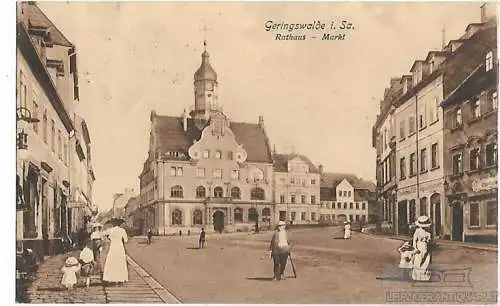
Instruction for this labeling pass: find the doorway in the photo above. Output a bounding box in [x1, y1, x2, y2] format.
[213, 211, 225, 233]
[41, 178, 49, 255]
[398, 201, 408, 235]
[451, 202, 463, 241]
[430, 194, 441, 237]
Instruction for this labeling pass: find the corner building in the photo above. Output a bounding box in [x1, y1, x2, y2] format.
[139, 44, 274, 235]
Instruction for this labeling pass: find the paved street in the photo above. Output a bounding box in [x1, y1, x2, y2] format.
[126, 227, 498, 304]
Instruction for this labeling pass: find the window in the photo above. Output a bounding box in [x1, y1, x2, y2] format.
[430, 97, 439, 122]
[196, 186, 206, 198]
[356, 203, 359, 209]
[343, 191, 347, 197]
[399, 121, 405, 139]
[213, 168, 222, 179]
[344, 202, 347, 209]
[409, 153, 416, 176]
[32, 101, 38, 133]
[409, 116, 416, 134]
[455, 108, 463, 127]
[429, 61, 434, 74]
[172, 209, 182, 225]
[196, 168, 205, 178]
[362, 203, 366, 210]
[349, 215, 354, 222]
[311, 179, 316, 185]
[170, 167, 176, 176]
[42, 110, 47, 143]
[338, 191, 342, 197]
[215, 150, 222, 159]
[311, 212, 316, 221]
[301, 195, 306, 204]
[170, 167, 183, 176]
[493, 92, 498, 110]
[250, 188, 265, 200]
[420, 148, 427, 172]
[471, 99, 481, 119]
[176, 167, 183, 176]
[400, 157, 406, 179]
[193, 210, 203, 225]
[291, 212, 296, 221]
[213, 186, 224, 198]
[234, 208, 243, 222]
[51, 119, 55, 152]
[57, 130, 62, 160]
[469, 202, 479, 227]
[311, 195, 316, 204]
[231, 187, 241, 199]
[355, 215, 359, 222]
[486, 51, 493, 72]
[252, 168, 264, 181]
[279, 211, 286, 221]
[452, 153, 462, 175]
[486, 201, 497, 226]
[349, 203, 353, 209]
[170, 185, 183, 198]
[348, 191, 351, 197]
[228, 151, 234, 160]
[231, 170, 240, 180]
[419, 111, 426, 129]
[469, 148, 480, 171]
[301, 212, 306, 221]
[280, 195, 285, 203]
[203, 149, 209, 158]
[337, 202, 341, 209]
[431, 143, 439, 168]
[291, 195, 296, 204]
[486, 143, 497, 166]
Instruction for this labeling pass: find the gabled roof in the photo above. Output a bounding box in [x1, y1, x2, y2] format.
[19, 2, 73, 47]
[320, 172, 376, 191]
[272, 153, 319, 173]
[410, 60, 424, 72]
[152, 114, 273, 163]
[424, 50, 451, 62]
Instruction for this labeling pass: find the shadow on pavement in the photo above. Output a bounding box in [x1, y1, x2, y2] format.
[333, 237, 345, 240]
[186, 247, 201, 250]
[246, 277, 274, 281]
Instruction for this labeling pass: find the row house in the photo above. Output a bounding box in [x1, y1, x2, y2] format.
[16, 2, 95, 258]
[373, 3, 496, 240]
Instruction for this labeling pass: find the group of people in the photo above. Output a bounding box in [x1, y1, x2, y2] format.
[61, 218, 130, 289]
[398, 215, 433, 281]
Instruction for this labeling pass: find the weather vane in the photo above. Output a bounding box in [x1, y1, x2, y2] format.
[201, 22, 213, 51]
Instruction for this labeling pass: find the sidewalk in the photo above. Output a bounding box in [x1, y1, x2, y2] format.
[24, 250, 179, 303]
[361, 232, 498, 252]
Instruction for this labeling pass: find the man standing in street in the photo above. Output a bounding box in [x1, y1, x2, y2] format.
[199, 228, 206, 249]
[269, 221, 290, 281]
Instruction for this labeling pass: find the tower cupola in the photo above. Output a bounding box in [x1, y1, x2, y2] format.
[193, 40, 219, 120]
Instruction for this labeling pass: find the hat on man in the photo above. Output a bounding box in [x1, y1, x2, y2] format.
[415, 215, 431, 228]
[277, 221, 286, 227]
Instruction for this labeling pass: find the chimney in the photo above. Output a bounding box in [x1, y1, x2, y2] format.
[481, 3, 487, 23]
[318, 164, 324, 174]
[183, 109, 188, 132]
[258, 115, 264, 128]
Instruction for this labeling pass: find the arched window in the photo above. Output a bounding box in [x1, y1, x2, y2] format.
[231, 187, 241, 199]
[250, 187, 265, 200]
[196, 186, 206, 198]
[193, 209, 203, 225]
[248, 208, 258, 222]
[214, 186, 223, 198]
[170, 185, 183, 198]
[234, 207, 243, 223]
[172, 209, 182, 225]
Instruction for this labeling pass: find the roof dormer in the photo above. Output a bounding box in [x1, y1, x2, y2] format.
[463, 23, 484, 39]
[410, 60, 424, 87]
[444, 39, 466, 53]
[400, 75, 413, 95]
[425, 51, 450, 74]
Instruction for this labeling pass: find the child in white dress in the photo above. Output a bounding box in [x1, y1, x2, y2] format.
[61, 256, 81, 289]
[80, 240, 95, 287]
[398, 241, 416, 281]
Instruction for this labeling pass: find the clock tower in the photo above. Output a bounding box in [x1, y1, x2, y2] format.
[192, 40, 219, 120]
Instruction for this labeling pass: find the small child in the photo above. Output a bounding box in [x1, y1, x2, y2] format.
[79, 241, 95, 287]
[61, 256, 81, 289]
[398, 241, 416, 281]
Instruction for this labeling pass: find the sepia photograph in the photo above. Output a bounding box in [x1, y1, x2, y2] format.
[11, 0, 498, 304]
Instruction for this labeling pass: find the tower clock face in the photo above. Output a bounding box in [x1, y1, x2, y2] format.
[206, 82, 213, 90]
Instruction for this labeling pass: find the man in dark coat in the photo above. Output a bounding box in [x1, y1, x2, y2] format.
[199, 228, 206, 249]
[269, 221, 290, 281]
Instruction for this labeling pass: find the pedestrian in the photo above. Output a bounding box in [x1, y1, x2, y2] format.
[269, 221, 290, 281]
[411, 215, 432, 281]
[79, 240, 95, 287]
[199, 228, 206, 249]
[61, 256, 80, 289]
[343, 220, 351, 239]
[102, 218, 129, 285]
[147, 227, 153, 244]
[397, 241, 416, 281]
[90, 224, 104, 266]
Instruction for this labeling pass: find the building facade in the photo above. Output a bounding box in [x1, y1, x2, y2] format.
[16, 2, 95, 258]
[319, 172, 376, 224]
[138, 44, 274, 235]
[441, 27, 497, 242]
[272, 154, 320, 225]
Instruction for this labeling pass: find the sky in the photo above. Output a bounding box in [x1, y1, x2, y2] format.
[37, 1, 482, 212]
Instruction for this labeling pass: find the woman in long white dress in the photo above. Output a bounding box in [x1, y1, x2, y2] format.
[103, 219, 129, 284]
[343, 221, 351, 239]
[411, 215, 432, 281]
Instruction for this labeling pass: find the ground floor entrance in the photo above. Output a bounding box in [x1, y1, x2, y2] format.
[451, 201, 464, 241]
[213, 211, 225, 233]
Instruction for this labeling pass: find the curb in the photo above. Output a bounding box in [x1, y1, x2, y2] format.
[361, 232, 498, 252]
[126, 255, 182, 304]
